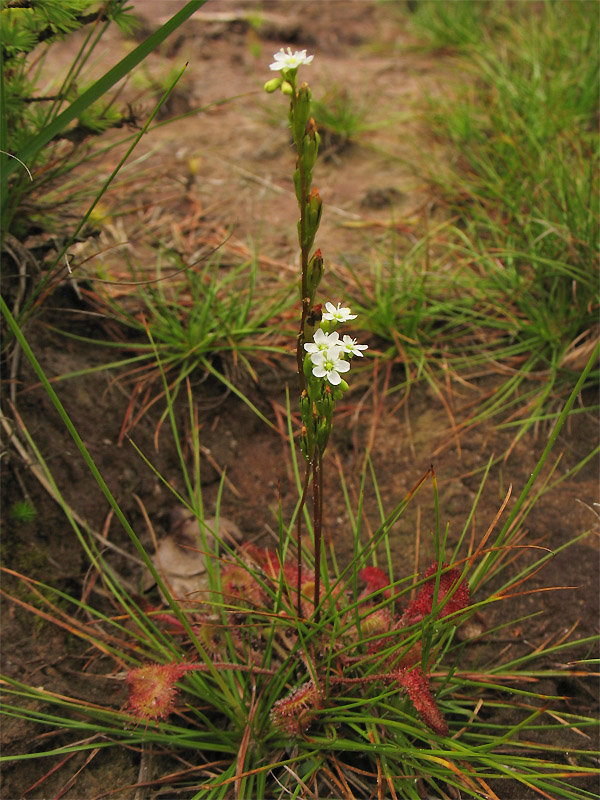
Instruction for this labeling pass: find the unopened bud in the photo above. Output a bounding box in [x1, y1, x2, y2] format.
[299, 389, 311, 423]
[306, 249, 324, 296]
[301, 133, 319, 172]
[306, 187, 322, 234]
[298, 218, 315, 252]
[322, 384, 334, 421]
[303, 352, 314, 382]
[294, 83, 312, 143]
[306, 117, 318, 137]
[316, 416, 331, 453]
[333, 379, 349, 400]
[300, 426, 309, 461]
[264, 77, 283, 93]
[281, 81, 294, 96]
[306, 302, 322, 327]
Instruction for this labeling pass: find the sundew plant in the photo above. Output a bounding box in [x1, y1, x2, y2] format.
[1, 47, 598, 800]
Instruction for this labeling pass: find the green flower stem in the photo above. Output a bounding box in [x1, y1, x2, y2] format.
[291, 89, 311, 393]
[274, 64, 328, 622]
[286, 74, 310, 616]
[284, 70, 323, 621]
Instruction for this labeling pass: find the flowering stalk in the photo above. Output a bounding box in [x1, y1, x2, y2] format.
[266, 50, 368, 620]
[266, 47, 320, 390]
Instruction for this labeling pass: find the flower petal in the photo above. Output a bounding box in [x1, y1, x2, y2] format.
[269, 48, 314, 71]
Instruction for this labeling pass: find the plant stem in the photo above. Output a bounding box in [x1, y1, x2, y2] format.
[294, 98, 310, 393]
[313, 446, 323, 621]
[297, 462, 311, 618]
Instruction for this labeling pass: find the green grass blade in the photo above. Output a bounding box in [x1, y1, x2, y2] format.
[1, 1, 206, 193]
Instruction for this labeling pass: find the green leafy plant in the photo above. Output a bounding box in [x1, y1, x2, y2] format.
[353, 1, 599, 444]
[0, 0, 206, 338]
[434, 6, 595, 334]
[311, 85, 371, 153]
[0, 1, 200, 228]
[40, 247, 294, 437]
[8, 499, 36, 524]
[1, 325, 597, 796]
[407, 0, 503, 52]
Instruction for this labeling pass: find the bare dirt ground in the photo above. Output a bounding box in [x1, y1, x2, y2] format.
[2, 3, 598, 798]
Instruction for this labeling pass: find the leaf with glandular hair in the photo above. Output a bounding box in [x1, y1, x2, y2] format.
[401, 562, 470, 626]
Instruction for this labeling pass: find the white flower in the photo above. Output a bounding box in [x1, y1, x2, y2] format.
[304, 328, 340, 356]
[269, 48, 314, 72]
[310, 347, 350, 386]
[322, 301, 357, 323]
[341, 334, 368, 357]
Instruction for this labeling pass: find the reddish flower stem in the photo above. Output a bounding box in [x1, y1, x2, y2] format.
[313, 446, 323, 621]
[297, 463, 311, 618]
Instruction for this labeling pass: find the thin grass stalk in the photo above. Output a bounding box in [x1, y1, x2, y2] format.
[292, 101, 311, 390]
[470, 338, 600, 588]
[2, 1, 206, 189]
[6, 403, 178, 658]
[20, 63, 190, 329]
[42, 9, 113, 127]
[0, 295, 239, 703]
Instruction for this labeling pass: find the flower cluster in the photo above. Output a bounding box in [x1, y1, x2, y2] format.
[298, 302, 367, 460]
[303, 303, 367, 386]
[269, 48, 314, 72]
[264, 48, 314, 95]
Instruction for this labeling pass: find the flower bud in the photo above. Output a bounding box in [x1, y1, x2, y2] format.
[306, 187, 322, 235]
[303, 352, 314, 382]
[294, 83, 312, 143]
[281, 81, 294, 96]
[299, 425, 309, 461]
[316, 416, 331, 453]
[264, 77, 283, 93]
[301, 133, 319, 173]
[306, 302, 322, 327]
[322, 384, 334, 422]
[299, 389, 311, 425]
[306, 249, 324, 296]
[333, 379, 349, 400]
